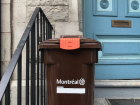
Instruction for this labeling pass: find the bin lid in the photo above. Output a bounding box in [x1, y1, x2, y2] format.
[39, 37, 102, 50]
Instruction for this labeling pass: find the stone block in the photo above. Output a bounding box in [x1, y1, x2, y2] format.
[42, 6, 69, 22]
[27, 0, 46, 6]
[27, 6, 69, 23]
[1, 33, 11, 61]
[21, 46, 27, 80]
[69, 0, 79, 22]
[1, 94, 5, 105]
[12, 63, 27, 80]
[1, 61, 9, 78]
[1, 0, 10, 3]
[12, 22, 28, 80]
[11, 46, 29, 80]
[13, 3, 27, 23]
[13, 0, 26, 3]
[55, 22, 83, 38]
[12, 22, 27, 80]
[11, 80, 45, 105]
[27, 0, 68, 6]
[13, 23, 27, 51]
[49, 0, 69, 6]
[11, 80, 26, 105]
[1, 4, 10, 32]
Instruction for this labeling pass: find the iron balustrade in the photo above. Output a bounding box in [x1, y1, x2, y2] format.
[0, 7, 53, 105]
[0, 0, 1, 104]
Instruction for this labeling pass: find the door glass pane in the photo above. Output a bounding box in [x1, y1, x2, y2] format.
[129, 0, 140, 13]
[97, 0, 113, 12]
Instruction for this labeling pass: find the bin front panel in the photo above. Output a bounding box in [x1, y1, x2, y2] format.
[44, 49, 96, 105]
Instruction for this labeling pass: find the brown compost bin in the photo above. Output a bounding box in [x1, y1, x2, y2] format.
[39, 37, 101, 105]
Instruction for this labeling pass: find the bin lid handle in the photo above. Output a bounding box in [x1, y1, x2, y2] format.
[60, 38, 80, 50]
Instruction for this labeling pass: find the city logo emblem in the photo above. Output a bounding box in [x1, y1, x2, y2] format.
[57, 78, 85, 86]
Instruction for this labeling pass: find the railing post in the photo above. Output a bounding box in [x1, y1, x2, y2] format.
[0, 0, 1, 84]
[0, 1, 2, 105]
[44, 64, 46, 105]
[5, 82, 10, 105]
[41, 52, 43, 105]
[40, 11, 43, 105]
[48, 23, 50, 39]
[40, 12, 42, 42]
[48, 23, 52, 39]
[50, 26, 52, 39]
[37, 13, 39, 105]
[43, 14, 46, 105]
[17, 54, 22, 105]
[31, 22, 36, 105]
[46, 20, 48, 40]
[26, 36, 29, 105]
[43, 14, 45, 41]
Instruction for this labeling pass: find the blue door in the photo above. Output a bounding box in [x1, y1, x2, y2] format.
[82, 0, 140, 80]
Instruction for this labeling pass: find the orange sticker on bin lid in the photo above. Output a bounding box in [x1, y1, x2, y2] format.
[60, 38, 80, 50]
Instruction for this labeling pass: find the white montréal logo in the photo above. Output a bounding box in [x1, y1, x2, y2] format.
[56, 78, 85, 85]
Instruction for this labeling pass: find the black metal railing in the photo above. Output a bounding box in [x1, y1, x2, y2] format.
[0, 0, 1, 104]
[0, 0, 1, 80]
[0, 7, 53, 105]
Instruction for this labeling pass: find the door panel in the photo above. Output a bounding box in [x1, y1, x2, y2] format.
[102, 42, 140, 55]
[94, 34, 140, 59]
[95, 64, 140, 80]
[83, 0, 140, 79]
